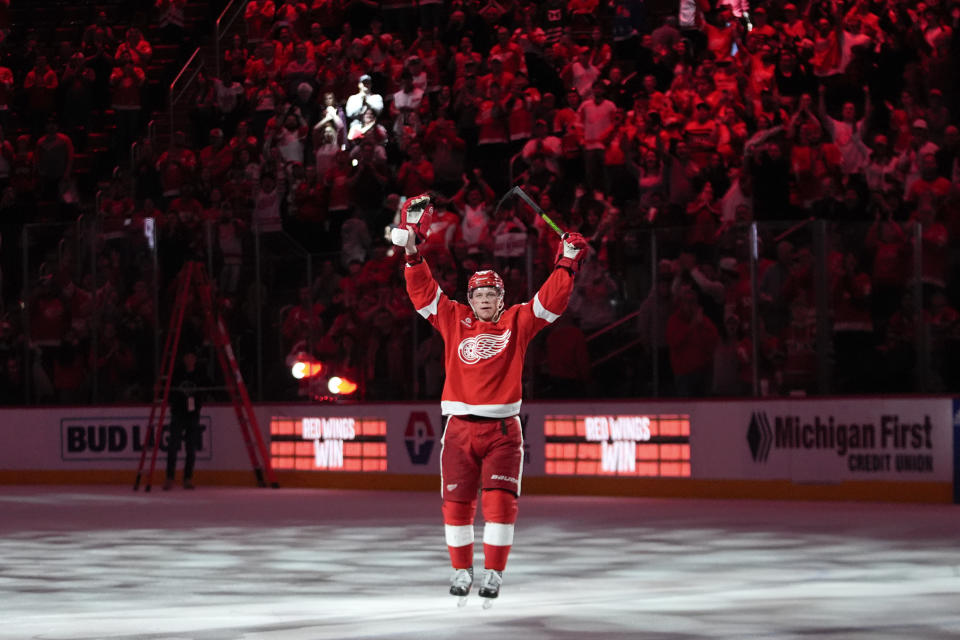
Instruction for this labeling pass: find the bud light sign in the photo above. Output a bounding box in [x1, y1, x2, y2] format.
[60, 416, 213, 461]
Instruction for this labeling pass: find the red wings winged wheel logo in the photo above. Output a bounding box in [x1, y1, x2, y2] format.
[457, 330, 512, 365]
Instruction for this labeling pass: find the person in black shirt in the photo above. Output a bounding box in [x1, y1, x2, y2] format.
[775, 49, 814, 100]
[164, 349, 207, 490]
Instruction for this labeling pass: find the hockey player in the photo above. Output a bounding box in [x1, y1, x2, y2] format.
[391, 194, 588, 606]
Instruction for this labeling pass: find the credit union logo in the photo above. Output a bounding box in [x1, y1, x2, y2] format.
[747, 412, 773, 462]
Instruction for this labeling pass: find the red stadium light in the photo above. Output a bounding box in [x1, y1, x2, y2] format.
[327, 376, 358, 395]
[291, 358, 324, 379]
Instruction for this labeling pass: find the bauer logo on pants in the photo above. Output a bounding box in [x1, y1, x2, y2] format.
[405, 411, 436, 465]
[457, 330, 511, 365]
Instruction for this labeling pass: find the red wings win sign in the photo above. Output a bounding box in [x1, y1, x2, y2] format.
[544, 414, 691, 477]
[270, 416, 387, 472]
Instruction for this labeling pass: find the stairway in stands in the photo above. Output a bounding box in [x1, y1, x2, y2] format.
[152, 0, 247, 151]
[9, 0, 217, 198]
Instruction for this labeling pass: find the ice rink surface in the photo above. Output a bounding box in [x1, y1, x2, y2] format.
[0, 485, 958, 640]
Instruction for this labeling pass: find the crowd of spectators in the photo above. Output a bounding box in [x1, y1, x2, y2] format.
[1, 0, 960, 404]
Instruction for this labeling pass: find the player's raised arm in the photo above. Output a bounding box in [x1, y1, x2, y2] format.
[523, 231, 589, 337]
[392, 195, 457, 329]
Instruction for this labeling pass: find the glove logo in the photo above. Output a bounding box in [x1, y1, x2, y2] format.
[458, 330, 512, 365]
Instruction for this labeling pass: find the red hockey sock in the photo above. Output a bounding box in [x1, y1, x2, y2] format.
[481, 489, 518, 571]
[442, 499, 476, 569]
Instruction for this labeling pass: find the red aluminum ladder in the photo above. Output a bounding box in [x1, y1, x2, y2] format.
[133, 261, 278, 491]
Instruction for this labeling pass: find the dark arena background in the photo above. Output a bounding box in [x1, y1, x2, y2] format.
[1, 0, 959, 637]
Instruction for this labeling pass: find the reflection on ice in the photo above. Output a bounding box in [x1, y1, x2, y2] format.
[0, 487, 958, 639]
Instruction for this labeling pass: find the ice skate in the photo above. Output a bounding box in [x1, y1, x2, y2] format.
[449, 568, 473, 607]
[478, 569, 502, 608]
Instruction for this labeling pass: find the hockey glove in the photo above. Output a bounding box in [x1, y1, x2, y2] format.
[390, 194, 434, 247]
[554, 232, 588, 273]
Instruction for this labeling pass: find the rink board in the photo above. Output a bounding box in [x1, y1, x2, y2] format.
[0, 398, 954, 502]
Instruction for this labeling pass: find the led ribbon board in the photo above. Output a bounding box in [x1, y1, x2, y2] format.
[270, 417, 387, 471]
[544, 414, 691, 476]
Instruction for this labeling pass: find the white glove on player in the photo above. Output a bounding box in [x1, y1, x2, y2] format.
[554, 232, 588, 273]
[403, 194, 431, 227]
[562, 238, 582, 259]
[391, 194, 434, 247]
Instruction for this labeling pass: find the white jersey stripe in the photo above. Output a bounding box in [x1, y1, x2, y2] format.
[483, 522, 515, 546]
[446, 524, 475, 547]
[417, 286, 442, 319]
[441, 400, 522, 418]
[516, 416, 524, 496]
[439, 420, 446, 498]
[532, 293, 560, 323]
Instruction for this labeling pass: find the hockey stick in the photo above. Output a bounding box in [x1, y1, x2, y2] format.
[494, 186, 569, 239]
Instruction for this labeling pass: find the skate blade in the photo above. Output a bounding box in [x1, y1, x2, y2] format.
[481, 598, 494, 610]
[457, 596, 468, 608]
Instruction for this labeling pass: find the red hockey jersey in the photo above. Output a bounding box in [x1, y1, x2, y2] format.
[405, 259, 574, 417]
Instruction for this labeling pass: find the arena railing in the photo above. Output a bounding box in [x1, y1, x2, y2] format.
[214, 0, 248, 79]
[5, 218, 947, 405]
[167, 48, 204, 144]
